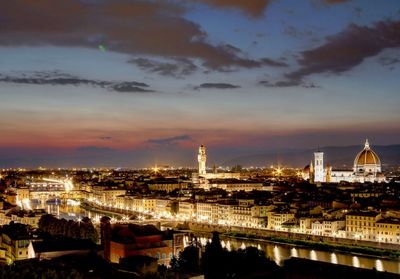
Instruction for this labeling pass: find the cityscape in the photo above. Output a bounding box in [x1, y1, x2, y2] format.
[1, 142, 400, 277]
[1, 0, 400, 279]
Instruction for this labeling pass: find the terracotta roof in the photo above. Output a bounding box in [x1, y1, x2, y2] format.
[376, 217, 400, 225]
[354, 140, 381, 166]
[355, 149, 380, 165]
[32, 239, 95, 253]
[346, 211, 380, 217]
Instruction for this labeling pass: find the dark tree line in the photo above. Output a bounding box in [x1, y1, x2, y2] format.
[171, 232, 279, 278]
[38, 214, 98, 243]
[0, 260, 84, 279]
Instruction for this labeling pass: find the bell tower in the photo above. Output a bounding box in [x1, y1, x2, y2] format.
[314, 149, 324, 183]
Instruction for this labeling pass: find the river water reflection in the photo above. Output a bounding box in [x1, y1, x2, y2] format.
[34, 202, 121, 222]
[38, 203, 400, 274]
[187, 235, 400, 274]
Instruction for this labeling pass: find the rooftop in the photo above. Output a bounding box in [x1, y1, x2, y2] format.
[376, 217, 400, 225]
[346, 211, 380, 217]
[32, 239, 96, 253]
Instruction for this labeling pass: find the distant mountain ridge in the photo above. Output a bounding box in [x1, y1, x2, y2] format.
[222, 144, 400, 168]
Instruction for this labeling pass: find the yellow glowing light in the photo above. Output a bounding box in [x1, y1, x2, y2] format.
[153, 166, 159, 173]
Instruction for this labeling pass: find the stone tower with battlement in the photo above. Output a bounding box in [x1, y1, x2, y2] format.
[198, 145, 207, 175]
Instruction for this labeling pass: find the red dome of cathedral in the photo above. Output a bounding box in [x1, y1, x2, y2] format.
[353, 139, 381, 173]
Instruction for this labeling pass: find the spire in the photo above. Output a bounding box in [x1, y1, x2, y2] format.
[364, 139, 370, 149]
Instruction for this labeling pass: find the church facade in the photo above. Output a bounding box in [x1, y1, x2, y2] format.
[303, 140, 386, 183]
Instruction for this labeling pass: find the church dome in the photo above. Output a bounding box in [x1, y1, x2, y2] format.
[355, 149, 380, 165]
[353, 139, 381, 173]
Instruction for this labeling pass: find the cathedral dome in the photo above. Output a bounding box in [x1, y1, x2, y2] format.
[353, 139, 381, 173]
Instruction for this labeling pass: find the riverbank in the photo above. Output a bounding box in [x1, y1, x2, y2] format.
[75, 202, 400, 260]
[186, 222, 400, 260]
[228, 233, 400, 259]
[80, 202, 127, 218]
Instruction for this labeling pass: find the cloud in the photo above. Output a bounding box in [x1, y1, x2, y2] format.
[324, 0, 351, 4]
[129, 57, 197, 77]
[310, 0, 351, 7]
[259, 80, 319, 88]
[0, 71, 153, 93]
[198, 0, 271, 17]
[76, 146, 114, 153]
[196, 83, 241, 89]
[285, 20, 400, 85]
[379, 56, 400, 66]
[111, 82, 153, 93]
[261, 58, 288, 67]
[1, 0, 265, 71]
[147, 135, 191, 145]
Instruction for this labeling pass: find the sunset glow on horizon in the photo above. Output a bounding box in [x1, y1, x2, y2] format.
[1, 0, 400, 167]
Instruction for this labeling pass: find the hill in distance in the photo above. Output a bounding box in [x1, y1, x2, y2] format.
[222, 144, 400, 169]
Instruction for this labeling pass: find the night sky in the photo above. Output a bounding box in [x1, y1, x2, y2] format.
[1, 0, 400, 168]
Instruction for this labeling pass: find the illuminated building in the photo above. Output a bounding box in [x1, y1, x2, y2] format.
[376, 217, 400, 244]
[178, 200, 196, 220]
[198, 145, 207, 175]
[267, 210, 295, 230]
[196, 201, 219, 223]
[205, 179, 264, 192]
[195, 145, 240, 183]
[353, 139, 382, 174]
[153, 198, 174, 217]
[0, 209, 45, 228]
[140, 198, 157, 212]
[91, 186, 126, 205]
[304, 139, 386, 183]
[121, 197, 157, 212]
[148, 179, 188, 193]
[0, 223, 33, 264]
[311, 219, 345, 236]
[345, 211, 380, 241]
[15, 188, 30, 203]
[300, 218, 315, 234]
[100, 218, 184, 266]
[314, 150, 324, 183]
[217, 203, 234, 225]
[177, 199, 270, 227]
[232, 203, 253, 227]
[230, 201, 268, 227]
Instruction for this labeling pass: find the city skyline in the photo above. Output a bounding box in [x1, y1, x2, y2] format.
[1, 0, 400, 167]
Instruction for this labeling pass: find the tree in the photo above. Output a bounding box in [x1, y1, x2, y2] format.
[202, 232, 279, 278]
[38, 215, 98, 243]
[202, 232, 226, 278]
[177, 245, 201, 273]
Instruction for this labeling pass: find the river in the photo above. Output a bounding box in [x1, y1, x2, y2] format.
[185, 234, 400, 274]
[34, 201, 123, 222]
[38, 202, 400, 274]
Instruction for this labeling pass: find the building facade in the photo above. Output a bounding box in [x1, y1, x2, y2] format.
[304, 140, 386, 183]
